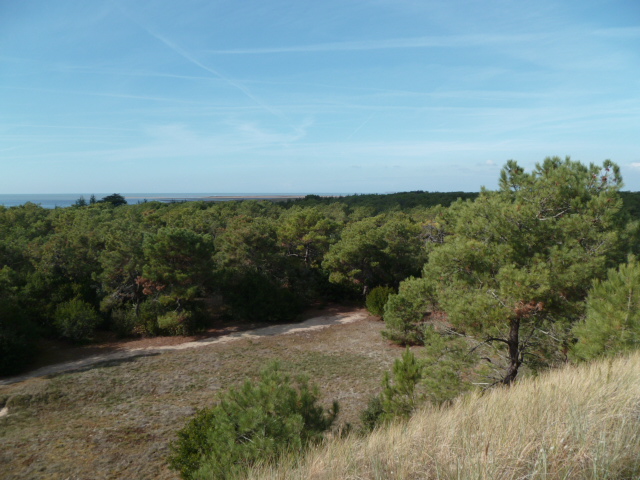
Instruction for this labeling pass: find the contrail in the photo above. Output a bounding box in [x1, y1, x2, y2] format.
[115, 4, 289, 123]
[206, 33, 543, 55]
[346, 113, 375, 140]
[143, 26, 285, 120]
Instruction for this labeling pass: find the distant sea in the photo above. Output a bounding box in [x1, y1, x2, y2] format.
[0, 193, 334, 209]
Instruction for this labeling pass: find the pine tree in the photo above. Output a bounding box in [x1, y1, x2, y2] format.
[572, 255, 640, 360]
[168, 362, 338, 480]
[420, 157, 627, 384]
[380, 347, 424, 420]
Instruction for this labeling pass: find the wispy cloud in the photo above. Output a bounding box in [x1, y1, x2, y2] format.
[345, 113, 375, 140]
[0, 85, 207, 105]
[55, 64, 218, 82]
[593, 27, 640, 39]
[205, 33, 544, 55]
[117, 7, 291, 125]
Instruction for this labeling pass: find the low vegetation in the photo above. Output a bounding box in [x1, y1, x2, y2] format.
[0, 312, 397, 479]
[169, 362, 338, 480]
[246, 352, 640, 480]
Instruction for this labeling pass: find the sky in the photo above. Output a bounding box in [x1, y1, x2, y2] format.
[1, 0, 639, 194]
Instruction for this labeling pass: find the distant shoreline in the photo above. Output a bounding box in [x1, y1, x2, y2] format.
[0, 193, 345, 209]
[125, 194, 308, 200]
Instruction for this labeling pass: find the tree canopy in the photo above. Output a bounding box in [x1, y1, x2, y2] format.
[410, 157, 629, 384]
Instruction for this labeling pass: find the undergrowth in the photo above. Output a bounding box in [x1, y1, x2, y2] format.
[247, 353, 640, 480]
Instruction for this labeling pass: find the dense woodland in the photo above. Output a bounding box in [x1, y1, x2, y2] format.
[0, 186, 478, 373]
[2, 158, 640, 379]
[4, 157, 640, 478]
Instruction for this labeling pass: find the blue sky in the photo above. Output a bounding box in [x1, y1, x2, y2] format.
[1, 0, 639, 193]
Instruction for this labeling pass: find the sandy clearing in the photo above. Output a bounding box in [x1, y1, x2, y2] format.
[0, 309, 369, 386]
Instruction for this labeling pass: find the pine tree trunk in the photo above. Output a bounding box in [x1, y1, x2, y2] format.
[502, 319, 521, 385]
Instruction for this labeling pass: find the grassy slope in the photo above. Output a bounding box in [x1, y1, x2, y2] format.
[248, 353, 640, 480]
[0, 312, 402, 480]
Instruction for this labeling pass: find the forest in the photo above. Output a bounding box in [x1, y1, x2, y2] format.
[3, 156, 640, 478]
[2, 157, 640, 377]
[0, 184, 478, 375]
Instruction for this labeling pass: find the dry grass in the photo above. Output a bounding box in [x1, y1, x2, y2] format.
[248, 354, 640, 480]
[0, 311, 402, 480]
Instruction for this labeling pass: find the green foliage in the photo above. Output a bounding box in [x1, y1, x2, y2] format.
[99, 193, 127, 207]
[381, 276, 437, 345]
[109, 308, 139, 338]
[572, 255, 640, 361]
[222, 272, 302, 323]
[157, 310, 194, 336]
[2, 177, 637, 355]
[362, 347, 431, 430]
[132, 300, 164, 336]
[420, 325, 474, 403]
[380, 347, 424, 420]
[168, 362, 338, 480]
[0, 298, 38, 376]
[54, 298, 102, 342]
[286, 191, 478, 213]
[214, 215, 281, 276]
[323, 213, 426, 293]
[422, 157, 627, 384]
[143, 227, 215, 305]
[362, 334, 473, 431]
[360, 395, 384, 432]
[277, 206, 341, 268]
[365, 286, 395, 316]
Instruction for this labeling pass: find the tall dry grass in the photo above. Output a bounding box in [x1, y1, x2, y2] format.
[247, 353, 640, 480]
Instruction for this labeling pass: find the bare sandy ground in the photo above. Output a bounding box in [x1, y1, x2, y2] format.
[0, 309, 369, 386]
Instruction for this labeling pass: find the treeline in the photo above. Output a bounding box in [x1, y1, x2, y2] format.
[283, 190, 479, 212]
[2, 173, 640, 379]
[0, 191, 464, 375]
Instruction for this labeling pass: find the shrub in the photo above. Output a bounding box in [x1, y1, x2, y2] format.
[54, 298, 102, 342]
[157, 310, 194, 336]
[360, 395, 384, 432]
[366, 286, 395, 317]
[223, 272, 302, 323]
[131, 300, 164, 336]
[381, 294, 425, 345]
[359, 347, 423, 431]
[362, 333, 473, 432]
[0, 299, 38, 376]
[572, 255, 640, 361]
[110, 308, 138, 337]
[168, 362, 338, 480]
[381, 276, 437, 345]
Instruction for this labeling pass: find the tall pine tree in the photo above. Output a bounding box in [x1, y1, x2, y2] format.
[421, 157, 627, 384]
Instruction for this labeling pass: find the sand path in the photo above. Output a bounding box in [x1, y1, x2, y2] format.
[0, 309, 369, 386]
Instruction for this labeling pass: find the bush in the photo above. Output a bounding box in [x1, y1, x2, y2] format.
[381, 294, 425, 345]
[381, 276, 437, 345]
[168, 362, 338, 480]
[110, 308, 138, 338]
[360, 395, 384, 432]
[366, 286, 395, 317]
[54, 298, 102, 342]
[0, 299, 38, 376]
[362, 333, 473, 432]
[572, 255, 640, 361]
[157, 310, 194, 336]
[223, 272, 302, 323]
